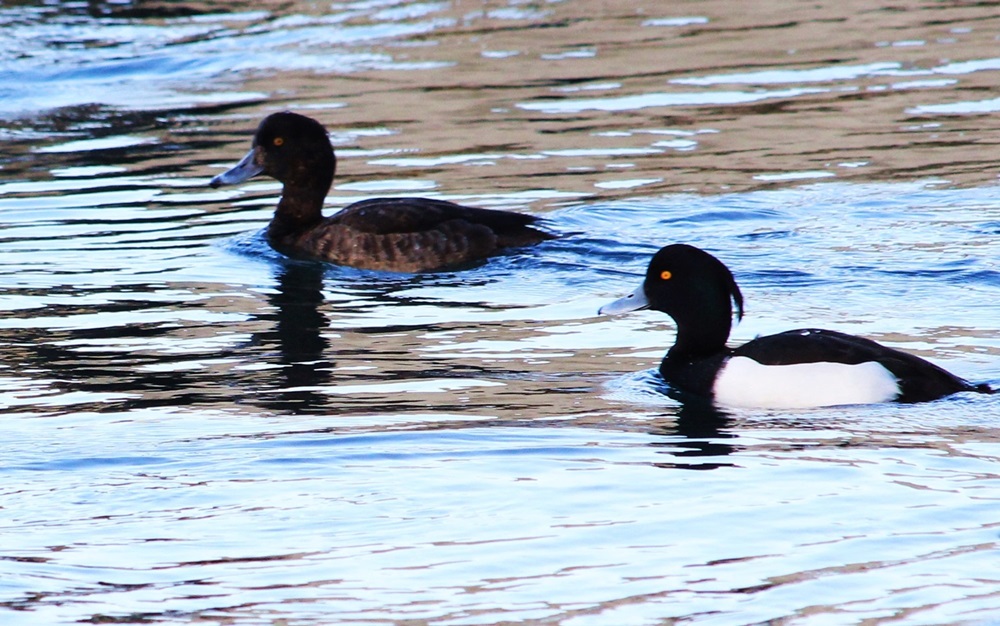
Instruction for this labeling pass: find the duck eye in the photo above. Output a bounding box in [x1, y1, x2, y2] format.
[660, 270, 673, 280]
[273, 137, 284, 147]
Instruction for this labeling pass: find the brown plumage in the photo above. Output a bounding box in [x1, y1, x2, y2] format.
[209, 112, 555, 272]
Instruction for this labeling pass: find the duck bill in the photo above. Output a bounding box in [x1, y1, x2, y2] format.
[209, 147, 264, 188]
[598, 283, 650, 315]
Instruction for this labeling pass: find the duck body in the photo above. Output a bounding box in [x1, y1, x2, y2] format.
[210, 112, 553, 272]
[668, 328, 981, 408]
[599, 244, 993, 409]
[270, 196, 550, 273]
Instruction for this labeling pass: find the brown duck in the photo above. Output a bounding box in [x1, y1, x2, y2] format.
[210, 112, 555, 272]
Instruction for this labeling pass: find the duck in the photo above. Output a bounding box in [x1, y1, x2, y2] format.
[598, 243, 994, 408]
[209, 111, 555, 272]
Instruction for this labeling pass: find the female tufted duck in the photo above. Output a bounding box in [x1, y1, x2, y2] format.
[210, 112, 554, 272]
[599, 244, 993, 408]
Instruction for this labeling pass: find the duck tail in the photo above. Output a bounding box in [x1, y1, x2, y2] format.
[969, 382, 996, 395]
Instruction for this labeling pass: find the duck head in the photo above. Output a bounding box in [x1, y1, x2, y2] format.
[210, 111, 335, 195]
[599, 244, 745, 356]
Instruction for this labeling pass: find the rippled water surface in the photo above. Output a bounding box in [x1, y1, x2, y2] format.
[3, 1, 1000, 624]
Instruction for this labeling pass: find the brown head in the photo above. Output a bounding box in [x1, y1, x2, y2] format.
[210, 112, 336, 227]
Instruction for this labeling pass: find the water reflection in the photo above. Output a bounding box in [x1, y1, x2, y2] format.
[649, 402, 739, 470]
[255, 260, 332, 412]
[0, 261, 333, 416]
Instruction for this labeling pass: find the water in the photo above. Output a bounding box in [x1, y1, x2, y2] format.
[2, 1, 1000, 623]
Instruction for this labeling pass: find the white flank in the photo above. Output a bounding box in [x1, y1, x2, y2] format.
[713, 356, 901, 409]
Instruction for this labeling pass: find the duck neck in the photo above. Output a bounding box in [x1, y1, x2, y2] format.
[668, 307, 732, 360]
[268, 185, 327, 241]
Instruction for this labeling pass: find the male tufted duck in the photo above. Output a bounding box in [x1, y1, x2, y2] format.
[599, 244, 993, 408]
[210, 112, 554, 272]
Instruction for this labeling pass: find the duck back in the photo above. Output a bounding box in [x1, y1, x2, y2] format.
[271, 197, 553, 272]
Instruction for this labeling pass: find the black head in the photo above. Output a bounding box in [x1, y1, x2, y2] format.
[599, 244, 744, 356]
[641, 244, 744, 322]
[210, 112, 336, 192]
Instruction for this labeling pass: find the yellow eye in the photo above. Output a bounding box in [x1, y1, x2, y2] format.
[660, 270, 673, 280]
[273, 137, 284, 147]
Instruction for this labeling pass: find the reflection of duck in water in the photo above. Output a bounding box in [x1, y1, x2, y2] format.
[649, 403, 739, 471]
[210, 112, 555, 272]
[600, 244, 994, 409]
[269, 262, 328, 370]
[255, 261, 333, 413]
